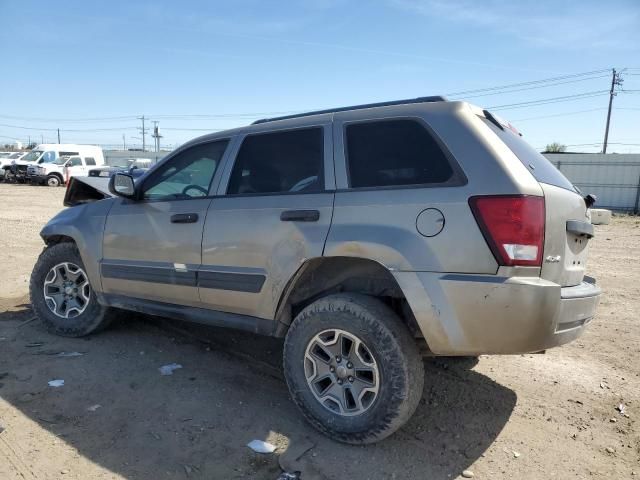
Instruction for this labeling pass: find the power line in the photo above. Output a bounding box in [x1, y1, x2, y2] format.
[0, 69, 622, 126]
[444, 69, 611, 97]
[0, 114, 139, 123]
[0, 123, 138, 132]
[510, 107, 608, 123]
[488, 90, 610, 110]
[448, 74, 611, 100]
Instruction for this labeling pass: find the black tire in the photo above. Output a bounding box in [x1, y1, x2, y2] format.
[30, 242, 114, 337]
[46, 174, 61, 187]
[283, 293, 424, 444]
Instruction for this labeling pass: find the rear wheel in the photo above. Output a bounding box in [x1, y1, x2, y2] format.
[30, 242, 114, 337]
[283, 293, 424, 444]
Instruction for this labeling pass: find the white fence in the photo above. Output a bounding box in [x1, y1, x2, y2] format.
[544, 153, 640, 213]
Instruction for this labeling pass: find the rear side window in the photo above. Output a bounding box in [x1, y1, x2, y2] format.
[85, 157, 96, 166]
[345, 119, 455, 188]
[227, 127, 324, 195]
[482, 118, 576, 192]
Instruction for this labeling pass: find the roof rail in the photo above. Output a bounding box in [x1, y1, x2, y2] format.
[252, 96, 447, 125]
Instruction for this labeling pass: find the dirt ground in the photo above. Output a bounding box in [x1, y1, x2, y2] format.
[0, 182, 638, 480]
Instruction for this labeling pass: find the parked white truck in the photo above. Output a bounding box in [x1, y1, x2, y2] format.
[5, 144, 105, 186]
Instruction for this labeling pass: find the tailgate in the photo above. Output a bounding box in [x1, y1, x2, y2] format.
[540, 183, 592, 287]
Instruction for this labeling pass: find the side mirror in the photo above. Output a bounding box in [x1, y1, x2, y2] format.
[109, 173, 136, 199]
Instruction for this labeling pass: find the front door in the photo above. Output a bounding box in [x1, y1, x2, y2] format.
[65, 156, 86, 178]
[199, 122, 335, 320]
[101, 139, 230, 307]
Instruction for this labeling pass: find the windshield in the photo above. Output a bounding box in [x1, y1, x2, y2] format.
[21, 150, 43, 162]
[9, 153, 23, 159]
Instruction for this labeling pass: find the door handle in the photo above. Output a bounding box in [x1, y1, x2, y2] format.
[170, 213, 199, 224]
[280, 209, 320, 222]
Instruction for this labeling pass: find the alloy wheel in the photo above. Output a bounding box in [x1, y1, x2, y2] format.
[43, 262, 91, 318]
[304, 329, 380, 416]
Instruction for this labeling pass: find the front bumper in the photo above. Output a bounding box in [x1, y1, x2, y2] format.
[27, 174, 48, 183]
[393, 272, 601, 355]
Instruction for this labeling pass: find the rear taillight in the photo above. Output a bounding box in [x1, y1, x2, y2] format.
[469, 195, 545, 267]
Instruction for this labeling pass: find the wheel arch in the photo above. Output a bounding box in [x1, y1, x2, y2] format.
[274, 256, 427, 350]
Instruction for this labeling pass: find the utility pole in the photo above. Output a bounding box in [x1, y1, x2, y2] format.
[602, 68, 623, 154]
[122, 134, 126, 151]
[151, 121, 162, 152]
[138, 115, 148, 151]
[57, 129, 60, 144]
[41, 134, 44, 144]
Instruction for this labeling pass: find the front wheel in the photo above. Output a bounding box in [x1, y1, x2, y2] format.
[30, 242, 114, 337]
[283, 293, 424, 444]
[46, 174, 61, 187]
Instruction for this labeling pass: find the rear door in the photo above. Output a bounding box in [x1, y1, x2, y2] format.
[482, 118, 591, 286]
[101, 139, 230, 306]
[199, 121, 335, 320]
[326, 111, 496, 274]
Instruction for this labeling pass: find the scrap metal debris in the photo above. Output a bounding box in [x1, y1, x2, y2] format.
[159, 363, 183, 375]
[56, 352, 84, 358]
[247, 439, 276, 454]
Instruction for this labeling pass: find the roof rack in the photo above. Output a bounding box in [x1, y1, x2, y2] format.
[252, 96, 447, 125]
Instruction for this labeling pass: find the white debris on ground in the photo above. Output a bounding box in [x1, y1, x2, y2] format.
[158, 363, 182, 376]
[247, 439, 277, 454]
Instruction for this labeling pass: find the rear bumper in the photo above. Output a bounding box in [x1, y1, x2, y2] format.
[393, 272, 601, 355]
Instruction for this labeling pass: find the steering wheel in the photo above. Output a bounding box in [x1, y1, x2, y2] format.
[181, 184, 208, 197]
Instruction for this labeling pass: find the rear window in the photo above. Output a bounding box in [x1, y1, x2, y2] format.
[345, 119, 457, 189]
[482, 118, 576, 192]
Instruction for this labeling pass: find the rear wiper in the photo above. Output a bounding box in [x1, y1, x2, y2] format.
[584, 194, 597, 209]
[483, 110, 504, 130]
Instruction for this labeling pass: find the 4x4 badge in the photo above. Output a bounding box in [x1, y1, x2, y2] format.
[545, 255, 561, 263]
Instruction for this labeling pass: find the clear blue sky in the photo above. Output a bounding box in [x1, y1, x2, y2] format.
[1, 0, 639, 152]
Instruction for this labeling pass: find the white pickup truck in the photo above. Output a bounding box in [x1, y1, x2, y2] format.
[20, 144, 105, 186]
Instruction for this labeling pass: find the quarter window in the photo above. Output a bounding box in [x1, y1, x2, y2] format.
[345, 120, 454, 188]
[227, 127, 324, 195]
[143, 140, 228, 200]
[85, 157, 96, 166]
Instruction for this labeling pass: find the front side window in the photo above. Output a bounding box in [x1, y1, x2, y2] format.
[143, 140, 228, 200]
[68, 156, 82, 167]
[345, 119, 455, 188]
[227, 127, 324, 195]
